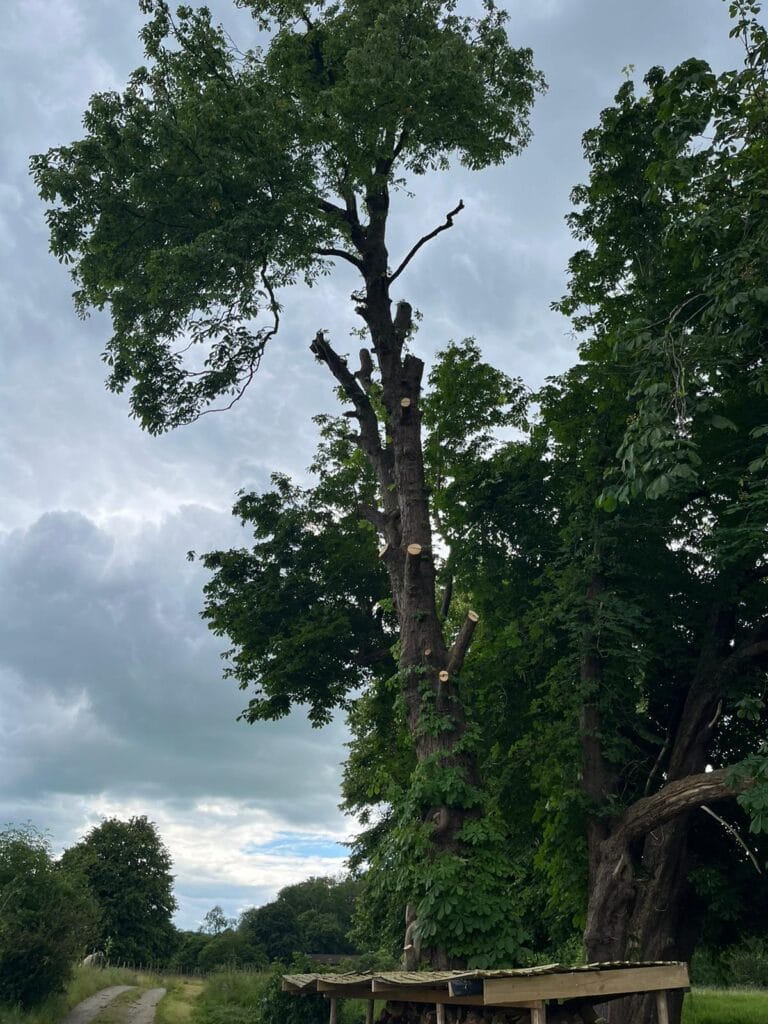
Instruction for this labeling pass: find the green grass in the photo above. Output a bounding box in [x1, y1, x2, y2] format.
[191, 970, 270, 1024]
[683, 987, 768, 1023]
[0, 965, 200, 1024]
[155, 979, 205, 1024]
[0, 965, 148, 1024]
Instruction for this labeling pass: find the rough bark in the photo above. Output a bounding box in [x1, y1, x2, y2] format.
[313, 175, 478, 966]
[582, 601, 752, 1024]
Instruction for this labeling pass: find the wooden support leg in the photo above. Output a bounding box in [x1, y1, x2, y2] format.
[366, 1001, 374, 1024]
[655, 991, 670, 1024]
[436, 1004, 445, 1024]
[329, 998, 337, 1024]
[530, 1001, 547, 1024]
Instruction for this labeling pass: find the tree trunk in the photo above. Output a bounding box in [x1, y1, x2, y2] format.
[312, 179, 482, 966]
[582, 601, 742, 1024]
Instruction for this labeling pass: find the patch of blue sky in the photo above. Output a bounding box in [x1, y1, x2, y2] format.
[245, 832, 348, 859]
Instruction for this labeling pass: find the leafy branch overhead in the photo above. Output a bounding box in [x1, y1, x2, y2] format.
[31, 0, 543, 432]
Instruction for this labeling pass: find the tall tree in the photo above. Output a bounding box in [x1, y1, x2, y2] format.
[61, 816, 177, 963]
[541, 6, 768, 1020]
[32, 0, 544, 966]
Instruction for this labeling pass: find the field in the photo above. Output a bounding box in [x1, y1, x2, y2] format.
[682, 988, 768, 1023]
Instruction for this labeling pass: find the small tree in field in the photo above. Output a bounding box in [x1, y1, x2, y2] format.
[32, 0, 544, 965]
[61, 815, 177, 963]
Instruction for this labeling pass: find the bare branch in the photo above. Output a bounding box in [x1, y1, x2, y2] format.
[314, 246, 363, 269]
[700, 804, 761, 874]
[439, 576, 453, 622]
[388, 200, 465, 285]
[447, 611, 480, 675]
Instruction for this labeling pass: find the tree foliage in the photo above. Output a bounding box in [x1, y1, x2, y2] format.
[60, 815, 177, 964]
[0, 826, 95, 1009]
[239, 875, 360, 959]
[31, 0, 543, 433]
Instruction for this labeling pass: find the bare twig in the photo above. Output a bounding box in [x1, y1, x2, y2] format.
[700, 804, 762, 874]
[388, 200, 465, 285]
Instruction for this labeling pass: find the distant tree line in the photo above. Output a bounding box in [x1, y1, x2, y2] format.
[0, 816, 174, 1008]
[172, 875, 361, 974]
[0, 815, 362, 1009]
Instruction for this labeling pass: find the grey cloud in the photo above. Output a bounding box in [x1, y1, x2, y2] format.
[0, 509, 349, 829]
[0, 0, 748, 921]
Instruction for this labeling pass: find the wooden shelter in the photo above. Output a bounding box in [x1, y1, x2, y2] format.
[282, 962, 690, 1024]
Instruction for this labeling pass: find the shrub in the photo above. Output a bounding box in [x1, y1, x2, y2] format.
[0, 826, 95, 1008]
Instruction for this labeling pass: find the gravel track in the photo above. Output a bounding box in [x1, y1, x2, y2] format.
[59, 986, 137, 1024]
[124, 988, 167, 1023]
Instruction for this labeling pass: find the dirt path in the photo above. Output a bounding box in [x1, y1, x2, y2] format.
[124, 988, 167, 1023]
[59, 986, 137, 1024]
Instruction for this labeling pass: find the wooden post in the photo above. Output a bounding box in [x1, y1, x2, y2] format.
[655, 991, 670, 1024]
[436, 1004, 445, 1024]
[530, 1001, 547, 1024]
[366, 1001, 374, 1024]
[329, 998, 337, 1024]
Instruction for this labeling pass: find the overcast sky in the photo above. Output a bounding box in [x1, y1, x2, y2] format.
[1, 0, 745, 930]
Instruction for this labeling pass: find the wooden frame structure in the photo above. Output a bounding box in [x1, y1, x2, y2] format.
[282, 962, 690, 1024]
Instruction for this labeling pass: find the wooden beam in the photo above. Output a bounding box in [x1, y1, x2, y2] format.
[329, 998, 337, 1024]
[655, 991, 670, 1024]
[371, 984, 482, 1006]
[530, 1002, 547, 1024]
[435, 1003, 445, 1024]
[317, 983, 377, 999]
[365, 1000, 375, 1024]
[483, 965, 689, 1005]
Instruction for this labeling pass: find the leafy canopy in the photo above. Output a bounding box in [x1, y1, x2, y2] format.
[31, 0, 543, 432]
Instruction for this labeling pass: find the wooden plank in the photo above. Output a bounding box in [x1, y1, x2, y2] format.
[283, 979, 312, 992]
[317, 982, 376, 999]
[371, 985, 539, 1011]
[483, 965, 689, 1005]
[655, 991, 670, 1024]
[436, 1003, 445, 1024]
[371, 984, 484, 1006]
[530, 1002, 547, 1024]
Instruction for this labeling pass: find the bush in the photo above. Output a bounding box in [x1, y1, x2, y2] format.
[197, 931, 267, 973]
[724, 938, 768, 988]
[0, 826, 95, 1009]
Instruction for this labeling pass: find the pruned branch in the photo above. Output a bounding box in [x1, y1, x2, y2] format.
[388, 200, 465, 285]
[309, 331, 390, 493]
[355, 348, 375, 391]
[447, 610, 479, 675]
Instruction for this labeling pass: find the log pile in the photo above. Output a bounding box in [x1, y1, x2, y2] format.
[377, 1001, 605, 1024]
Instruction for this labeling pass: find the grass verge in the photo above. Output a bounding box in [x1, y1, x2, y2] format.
[0, 965, 146, 1024]
[682, 987, 768, 1023]
[155, 979, 205, 1024]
